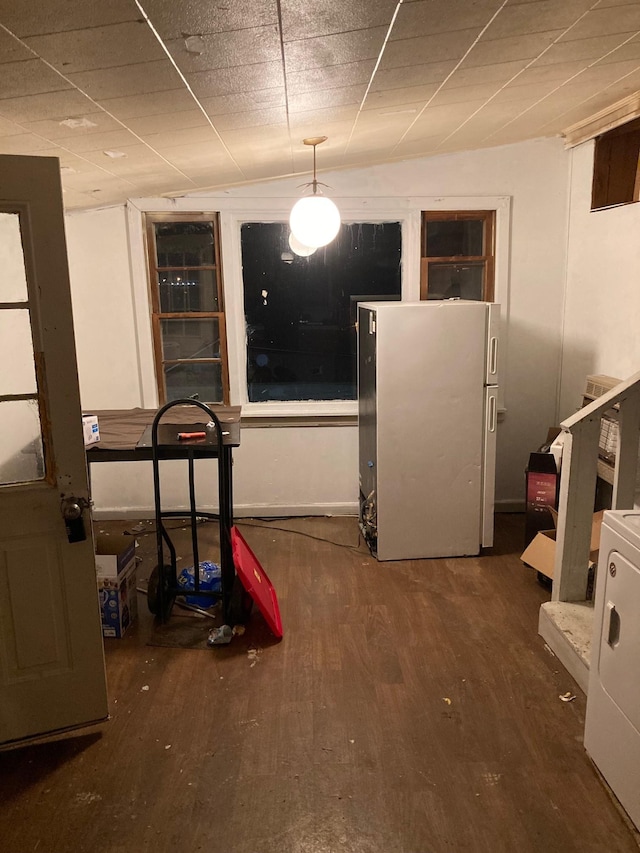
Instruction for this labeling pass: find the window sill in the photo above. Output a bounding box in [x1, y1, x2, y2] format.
[240, 400, 358, 428]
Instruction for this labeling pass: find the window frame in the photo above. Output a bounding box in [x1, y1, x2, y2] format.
[143, 211, 230, 406]
[420, 209, 496, 301]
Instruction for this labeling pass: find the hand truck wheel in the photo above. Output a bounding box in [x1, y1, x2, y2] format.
[147, 564, 176, 621]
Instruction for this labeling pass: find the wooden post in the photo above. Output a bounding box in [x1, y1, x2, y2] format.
[552, 418, 600, 603]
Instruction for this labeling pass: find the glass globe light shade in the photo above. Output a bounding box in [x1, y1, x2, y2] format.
[289, 195, 341, 249]
[288, 232, 317, 257]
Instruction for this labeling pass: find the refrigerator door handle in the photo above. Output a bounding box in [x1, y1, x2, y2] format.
[488, 393, 497, 433]
[489, 336, 498, 378]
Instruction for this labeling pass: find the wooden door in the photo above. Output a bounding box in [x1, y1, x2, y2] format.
[0, 155, 108, 747]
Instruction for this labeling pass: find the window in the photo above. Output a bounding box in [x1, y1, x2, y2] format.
[240, 221, 402, 401]
[591, 117, 640, 210]
[144, 213, 229, 405]
[421, 210, 495, 301]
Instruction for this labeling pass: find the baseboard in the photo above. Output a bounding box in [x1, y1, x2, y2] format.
[92, 502, 360, 520]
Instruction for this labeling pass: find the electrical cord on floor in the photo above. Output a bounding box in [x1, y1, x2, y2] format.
[120, 516, 367, 552]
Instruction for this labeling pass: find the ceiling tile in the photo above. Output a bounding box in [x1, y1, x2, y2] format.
[141, 0, 279, 39]
[0, 132, 58, 154]
[200, 88, 286, 117]
[0, 0, 141, 37]
[186, 61, 285, 99]
[443, 60, 530, 87]
[562, 5, 640, 40]
[209, 107, 288, 131]
[125, 110, 210, 135]
[0, 116, 27, 137]
[78, 145, 187, 173]
[535, 34, 635, 65]
[140, 126, 223, 151]
[430, 82, 505, 106]
[284, 28, 387, 72]
[288, 104, 359, 127]
[362, 86, 439, 111]
[0, 89, 102, 122]
[98, 89, 198, 120]
[401, 99, 492, 139]
[54, 129, 143, 154]
[482, 0, 596, 40]
[288, 60, 376, 95]
[21, 112, 124, 140]
[288, 85, 367, 112]
[165, 25, 281, 73]
[23, 22, 166, 74]
[0, 59, 71, 99]
[507, 60, 592, 86]
[390, 0, 504, 41]
[595, 36, 640, 64]
[464, 31, 565, 67]
[371, 61, 458, 92]
[0, 28, 37, 63]
[67, 60, 183, 101]
[280, 0, 398, 41]
[381, 29, 482, 69]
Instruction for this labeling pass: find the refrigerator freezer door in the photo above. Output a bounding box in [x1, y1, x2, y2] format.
[485, 302, 500, 387]
[482, 386, 498, 547]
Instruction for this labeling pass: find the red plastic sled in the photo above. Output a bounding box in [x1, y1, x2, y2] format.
[231, 526, 283, 639]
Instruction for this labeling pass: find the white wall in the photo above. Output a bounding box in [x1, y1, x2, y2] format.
[64, 136, 571, 517]
[560, 140, 640, 418]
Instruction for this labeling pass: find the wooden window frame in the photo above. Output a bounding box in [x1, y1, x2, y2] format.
[144, 212, 230, 406]
[420, 210, 496, 302]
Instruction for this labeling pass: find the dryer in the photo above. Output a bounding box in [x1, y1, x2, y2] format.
[584, 510, 640, 829]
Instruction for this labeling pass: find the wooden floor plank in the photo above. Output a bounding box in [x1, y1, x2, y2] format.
[0, 514, 638, 852]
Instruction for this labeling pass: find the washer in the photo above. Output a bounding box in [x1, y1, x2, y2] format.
[584, 509, 640, 829]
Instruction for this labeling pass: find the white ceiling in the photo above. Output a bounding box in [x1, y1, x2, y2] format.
[1, 0, 640, 210]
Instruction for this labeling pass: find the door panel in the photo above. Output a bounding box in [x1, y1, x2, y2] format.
[0, 155, 108, 747]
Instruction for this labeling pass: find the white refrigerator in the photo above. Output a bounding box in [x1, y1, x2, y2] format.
[358, 300, 499, 561]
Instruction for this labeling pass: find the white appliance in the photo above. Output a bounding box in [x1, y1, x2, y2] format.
[584, 509, 640, 830]
[357, 300, 499, 561]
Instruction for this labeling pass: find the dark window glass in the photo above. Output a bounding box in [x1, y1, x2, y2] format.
[158, 270, 220, 312]
[164, 362, 222, 403]
[426, 262, 485, 301]
[241, 222, 402, 402]
[154, 222, 215, 266]
[160, 318, 221, 360]
[425, 220, 483, 257]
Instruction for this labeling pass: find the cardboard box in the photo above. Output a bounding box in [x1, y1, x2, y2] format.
[98, 561, 138, 638]
[521, 510, 605, 581]
[82, 414, 100, 446]
[95, 534, 136, 580]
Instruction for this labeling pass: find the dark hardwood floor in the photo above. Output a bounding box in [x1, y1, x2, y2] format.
[1, 514, 638, 853]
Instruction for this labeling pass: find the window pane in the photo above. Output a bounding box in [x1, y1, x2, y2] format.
[160, 318, 221, 360]
[426, 262, 485, 301]
[0, 400, 44, 484]
[426, 219, 484, 257]
[0, 212, 28, 302]
[154, 222, 215, 266]
[241, 222, 402, 402]
[165, 362, 223, 403]
[0, 309, 37, 395]
[158, 270, 220, 312]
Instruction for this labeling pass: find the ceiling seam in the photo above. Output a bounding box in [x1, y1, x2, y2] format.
[390, 0, 511, 154]
[134, 0, 246, 181]
[275, 0, 295, 174]
[343, 1, 405, 155]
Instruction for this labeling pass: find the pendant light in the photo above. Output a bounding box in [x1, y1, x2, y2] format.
[289, 136, 341, 249]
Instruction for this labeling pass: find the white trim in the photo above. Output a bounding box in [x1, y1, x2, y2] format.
[563, 91, 640, 148]
[126, 195, 511, 416]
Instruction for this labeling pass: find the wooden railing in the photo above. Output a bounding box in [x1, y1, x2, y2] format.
[553, 369, 640, 602]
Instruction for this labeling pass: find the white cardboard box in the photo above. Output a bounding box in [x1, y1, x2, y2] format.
[98, 560, 138, 638]
[95, 534, 137, 580]
[82, 414, 100, 446]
